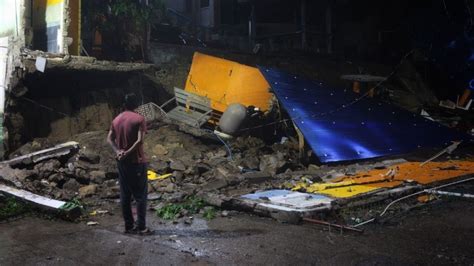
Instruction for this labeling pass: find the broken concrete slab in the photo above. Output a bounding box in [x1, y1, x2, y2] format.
[24, 55, 154, 73]
[0, 184, 81, 219]
[235, 190, 334, 223]
[2, 141, 79, 167]
[0, 164, 37, 187]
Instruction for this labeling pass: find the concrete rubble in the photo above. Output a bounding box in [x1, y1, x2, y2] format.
[1, 110, 471, 226]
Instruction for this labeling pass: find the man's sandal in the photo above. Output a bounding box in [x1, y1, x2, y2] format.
[124, 226, 138, 234]
[138, 227, 153, 236]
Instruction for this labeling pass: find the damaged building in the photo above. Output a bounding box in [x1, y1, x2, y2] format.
[0, 0, 473, 265]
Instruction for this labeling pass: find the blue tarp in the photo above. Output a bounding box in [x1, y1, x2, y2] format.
[259, 67, 468, 163]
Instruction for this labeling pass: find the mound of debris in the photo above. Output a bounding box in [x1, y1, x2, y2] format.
[0, 122, 310, 207]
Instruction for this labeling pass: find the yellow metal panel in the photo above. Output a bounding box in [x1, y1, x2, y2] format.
[293, 160, 474, 199]
[185, 52, 272, 113]
[309, 185, 380, 198]
[293, 181, 381, 198]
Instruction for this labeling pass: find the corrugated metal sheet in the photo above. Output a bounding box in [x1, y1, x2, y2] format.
[259, 67, 469, 163]
[185, 52, 272, 113]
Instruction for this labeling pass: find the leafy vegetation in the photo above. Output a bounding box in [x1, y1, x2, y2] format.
[202, 207, 217, 220]
[85, 0, 166, 60]
[0, 197, 30, 220]
[156, 195, 214, 220]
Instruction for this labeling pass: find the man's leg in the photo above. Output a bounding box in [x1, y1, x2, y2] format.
[118, 162, 134, 230]
[130, 163, 148, 230]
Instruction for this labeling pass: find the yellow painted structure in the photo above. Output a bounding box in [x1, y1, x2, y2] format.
[294, 160, 474, 198]
[184, 52, 272, 113]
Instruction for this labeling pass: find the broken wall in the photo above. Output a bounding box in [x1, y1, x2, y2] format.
[5, 69, 168, 154]
[0, 0, 27, 157]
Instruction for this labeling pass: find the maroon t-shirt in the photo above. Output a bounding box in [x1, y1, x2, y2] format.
[111, 111, 147, 163]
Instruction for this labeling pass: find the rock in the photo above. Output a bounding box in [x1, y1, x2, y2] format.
[172, 171, 184, 183]
[100, 185, 120, 199]
[184, 217, 193, 225]
[221, 210, 229, 217]
[48, 173, 66, 184]
[162, 183, 176, 193]
[105, 171, 119, 180]
[259, 153, 288, 176]
[79, 184, 97, 198]
[90, 170, 106, 184]
[79, 151, 101, 164]
[148, 193, 162, 201]
[163, 192, 185, 203]
[181, 183, 198, 194]
[240, 171, 272, 184]
[152, 144, 168, 156]
[63, 179, 81, 192]
[199, 193, 228, 207]
[196, 163, 212, 175]
[149, 160, 169, 173]
[74, 168, 91, 184]
[104, 179, 118, 187]
[0, 165, 37, 187]
[214, 164, 240, 184]
[240, 156, 260, 170]
[202, 179, 229, 191]
[34, 159, 61, 179]
[170, 160, 186, 171]
[307, 164, 320, 172]
[270, 211, 301, 224]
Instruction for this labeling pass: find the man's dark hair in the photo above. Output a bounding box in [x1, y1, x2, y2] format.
[124, 93, 139, 110]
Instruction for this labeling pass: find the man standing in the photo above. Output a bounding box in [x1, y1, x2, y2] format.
[107, 93, 151, 235]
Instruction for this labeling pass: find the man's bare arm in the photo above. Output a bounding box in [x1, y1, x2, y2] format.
[107, 129, 120, 154]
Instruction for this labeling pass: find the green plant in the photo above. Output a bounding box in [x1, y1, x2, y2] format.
[60, 198, 85, 211]
[88, 0, 166, 59]
[156, 203, 183, 220]
[0, 197, 30, 219]
[182, 195, 206, 214]
[202, 207, 216, 221]
[156, 196, 211, 220]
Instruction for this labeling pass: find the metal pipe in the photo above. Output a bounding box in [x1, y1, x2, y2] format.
[380, 177, 474, 217]
[424, 189, 474, 199]
[353, 176, 474, 227]
[303, 218, 363, 233]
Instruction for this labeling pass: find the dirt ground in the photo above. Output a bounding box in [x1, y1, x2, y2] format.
[1, 199, 473, 265]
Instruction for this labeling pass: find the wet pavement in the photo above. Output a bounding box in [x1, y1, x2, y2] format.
[1, 199, 473, 265]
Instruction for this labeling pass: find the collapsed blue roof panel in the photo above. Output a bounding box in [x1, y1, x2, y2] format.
[259, 67, 468, 163]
